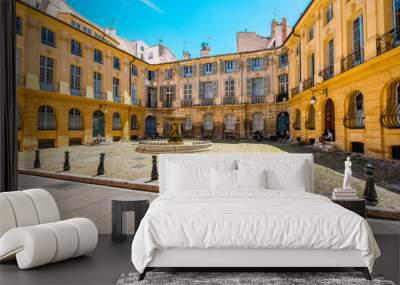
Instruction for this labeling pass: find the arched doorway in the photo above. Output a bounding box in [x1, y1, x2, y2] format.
[277, 112, 289, 134]
[324, 99, 335, 140]
[145, 116, 157, 137]
[93, 110, 105, 137]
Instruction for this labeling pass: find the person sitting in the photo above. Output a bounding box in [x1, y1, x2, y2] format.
[326, 129, 334, 141]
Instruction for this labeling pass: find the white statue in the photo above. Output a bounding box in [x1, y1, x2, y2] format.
[343, 157, 352, 190]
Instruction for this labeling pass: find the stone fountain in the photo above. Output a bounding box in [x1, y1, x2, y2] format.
[135, 112, 212, 153]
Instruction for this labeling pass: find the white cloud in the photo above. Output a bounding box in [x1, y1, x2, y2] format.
[139, 0, 164, 13]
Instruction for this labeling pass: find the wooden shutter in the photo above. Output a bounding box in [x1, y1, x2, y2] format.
[213, 80, 218, 97]
[180, 66, 184, 78]
[246, 59, 252, 71]
[246, 78, 252, 96]
[235, 60, 240, 71]
[220, 61, 225, 73]
[192, 64, 197, 77]
[199, 63, 204, 76]
[212, 62, 217, 75]
[264, 76, 270, 95]
[159, 86, 165, 101]
[199, 81, 204, 98]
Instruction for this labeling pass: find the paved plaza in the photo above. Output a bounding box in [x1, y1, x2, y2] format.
[18, 141, 400, 211]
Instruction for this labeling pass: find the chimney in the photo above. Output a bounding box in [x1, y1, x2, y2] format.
[183, 51, 191, 60]
[200, 42, 210, 57]
[282, 17, 288, 40]
[271, 19, 277, 38]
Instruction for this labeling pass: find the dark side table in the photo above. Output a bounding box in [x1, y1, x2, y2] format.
[112, 198, 150, 242]
[332, 199, 366, 218]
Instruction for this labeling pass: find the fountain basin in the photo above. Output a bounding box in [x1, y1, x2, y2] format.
[135, 140, 212, 153]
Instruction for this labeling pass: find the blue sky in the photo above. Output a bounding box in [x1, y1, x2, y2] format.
[66, 0, 310, 59]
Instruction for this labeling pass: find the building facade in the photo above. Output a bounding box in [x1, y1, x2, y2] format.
[16, 0, 400, 160]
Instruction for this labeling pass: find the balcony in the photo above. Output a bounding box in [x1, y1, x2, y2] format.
[147, 102, 157, 108]
[377, 27, 400, 55]
[199, 98, 215, 106]
[343, 112, 365, 129]
[39, 82, 59, 92]
[250, 96, 266, 104]
[302, 78, 314, 91]
[291, 86, 300, 97]
[70, 89, 82, 96]
[341, 49, 364, 73]
[380, 104, 400, 129]
[94, 91, 107, 100]
[277, 92, 288, 102]
[319, 65, 334, 81]
[181, 99, 193, 107]
[162, 101, 173, 108]
[222, 97, 237, 105]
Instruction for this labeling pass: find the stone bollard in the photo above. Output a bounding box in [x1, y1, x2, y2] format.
[63, 151, 70, 172]
[97, 153, 105, 176]
[363, 163, 378, 206]
[151, 155, 159, 181]
[33, 150, 41, 169]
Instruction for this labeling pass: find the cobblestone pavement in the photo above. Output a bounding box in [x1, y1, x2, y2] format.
[18, 141, 400, 211]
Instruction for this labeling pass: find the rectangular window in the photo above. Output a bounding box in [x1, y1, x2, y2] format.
[251, 58, 262, 71]
[309, 53, 315, 79]
[94, 72, 102, 96]
[279, 74, 288, 94]
[251, 78, 264, 96]
[279, 53, 288, 67]
[165, 86, 174, 103]
[70, 65, 81, 95]
[71, 39, 82, 56]
[225, 60, 235, 73]
[328, 39, 334, 67]
[395, 0, 400, 41]
[41, 27, 55, 47]
[131, 65, 138, 76]
[308, 26, 314, 41]
[83, 26, 92, 35]
[71, 20, 81, 29]
[204, 63, 213, 75]
[113, 57, 121, 70]
[16, 17, 22, 35]
[203, 81, 214, 99]
[165, 68, 173, 80]
[326, 3, 334, 24]
[131, 83, 137, 104]
[183, 66, 193, 77]
[353, 16, 364, 63]
[113, 77, 120, 98]
[39, 56, 54, 90]
[224, 78, 235, 97]
[148, 70, 156, 81]
[183, 84, 192, 99]
[94, 49, 103, 64]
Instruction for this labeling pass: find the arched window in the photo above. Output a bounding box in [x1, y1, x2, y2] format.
[112, 112, 122, 130]
[306, 105, 315, 130]
[203, 114, 213, 130]
[37, 105, 56, 130]
[293, 109, 301, 130]
[344, 91, 365, 129]
[17, 104, 22, 130]
[184, 117, 192, 130]
[396, 82, 400, 105]
[380, 79, 400, 128]
[130, 115, 138, 130]
[224, 113, 235, 130]
[252, 113, 264, 131]
[69, 108, 83, 130]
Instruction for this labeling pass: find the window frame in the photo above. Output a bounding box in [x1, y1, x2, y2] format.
[71, 39, 82, 57]
[113, 56, 121, 70]
[94, 49, 103, 64]
[41, 27, 55, 47]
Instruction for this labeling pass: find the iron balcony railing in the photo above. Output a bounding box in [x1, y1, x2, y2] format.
[162, 101, 173, 108]
[70, 88, 82, 96]
[181, 99, 193, 107]
[94, 91, 107, 100]
[113, 95, 122, 103]
[377, 27, 400, 55]
[277, 92, 288, 102]
[319, 65, 334, 81]
[341, 49, 364, 73]
[39, 82, 59, 92]
[343, 111, 365, 129]
[380, 104, 400, 129]
[199, 98, 215, 106]
[303, 78, 314, 90]
[291, 86, 300, 97]
[131, 98, 141, 106]
[222, 97, 237, 105]
[305, 120, 315, 130]
[250, 96, 266, 104]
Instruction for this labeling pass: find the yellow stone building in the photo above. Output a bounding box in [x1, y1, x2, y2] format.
[16, 0, 400, 160]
